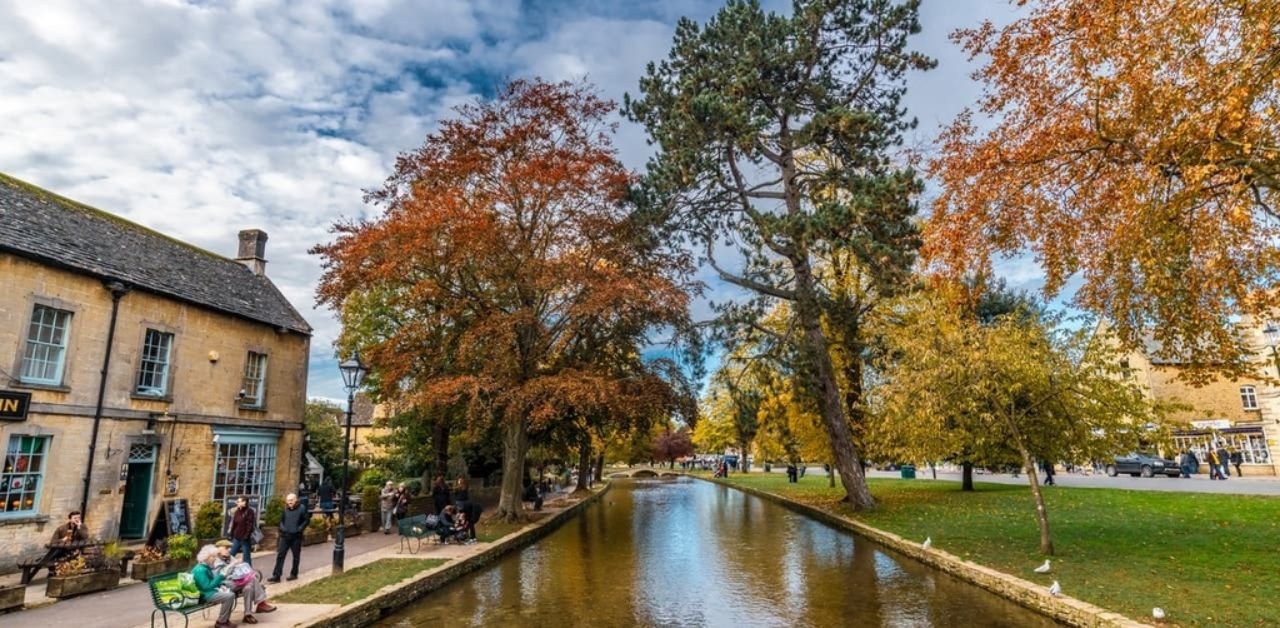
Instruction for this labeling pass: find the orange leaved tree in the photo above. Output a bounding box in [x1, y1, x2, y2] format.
[928, 0, 1280, 380]
[313, 79, 692, 521]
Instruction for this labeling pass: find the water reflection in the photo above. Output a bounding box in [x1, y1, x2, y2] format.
[378, 478, 1060, 627]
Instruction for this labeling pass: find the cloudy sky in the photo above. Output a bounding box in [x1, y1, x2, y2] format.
[0, 0, 1027, 401]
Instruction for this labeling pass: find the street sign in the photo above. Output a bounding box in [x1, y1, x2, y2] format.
[0, 390, 31, 421]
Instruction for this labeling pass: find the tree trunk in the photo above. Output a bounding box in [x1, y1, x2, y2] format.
[961, 461, 974, 491]
[1015, 444, 1054, 555]
[792, 262, 875, 510]
[593, 454, 604, 485]
[576, 439, 591, 492]
[495, 419, 529, 522]
[828, 461, 835, 487]
[433, 417, 450, 479]
[738, 441, 749, 473]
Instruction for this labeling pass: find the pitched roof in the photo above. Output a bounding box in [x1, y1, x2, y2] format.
[0, 173, 311, 334]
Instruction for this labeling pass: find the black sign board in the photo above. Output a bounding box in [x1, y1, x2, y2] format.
[0, 391, 31, 421]
[222, 495, 261, 536]
[145, 498, 193, 548]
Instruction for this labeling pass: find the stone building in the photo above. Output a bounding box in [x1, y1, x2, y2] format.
[1114, 324, 1280, 476]
[0, 174, 311, 568]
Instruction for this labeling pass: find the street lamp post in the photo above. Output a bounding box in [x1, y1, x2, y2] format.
[333, 353, 368, 575]
[1264, 324, 1280, 379]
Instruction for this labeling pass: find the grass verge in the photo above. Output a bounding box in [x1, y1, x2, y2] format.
[475, 511, 549, 543]
[275, 558, 447, 605]
[710, 472, 1280, 627]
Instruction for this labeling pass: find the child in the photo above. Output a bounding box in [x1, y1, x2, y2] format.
[453, 511, 470, 543]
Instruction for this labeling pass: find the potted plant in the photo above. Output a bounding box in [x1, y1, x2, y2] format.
[359, 485, 380, 532]
[130, 534, 196, 581]
[302, 514, 328, 546]
[195, 500, 224, 545]
[46, 552, 121, 599]
[101, 540, 134, 576]
[340, 509, 362, 537]
[260, 496, 285, 550]
[0, 581, 22, 612]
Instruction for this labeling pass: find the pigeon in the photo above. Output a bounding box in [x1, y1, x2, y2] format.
[1048, 581, 1061, 597]
[1033, 559, 1051, 574]
[922, 537, 932, 550]
[1152, 608, 1166, 620]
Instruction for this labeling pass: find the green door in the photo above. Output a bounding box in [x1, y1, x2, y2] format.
[120, 458, 154, 539]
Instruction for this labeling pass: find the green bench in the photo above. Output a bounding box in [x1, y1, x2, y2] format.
[397, 514, 436, 554]
[148, 572, 236, 628]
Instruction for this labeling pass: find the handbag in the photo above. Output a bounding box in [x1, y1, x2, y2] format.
[251, 525, 264, 545]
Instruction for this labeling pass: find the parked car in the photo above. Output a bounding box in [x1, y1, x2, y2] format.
[1106, 452, 1181, 478]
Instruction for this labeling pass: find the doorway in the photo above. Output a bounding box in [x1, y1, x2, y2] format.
[120, 443, 157, 539]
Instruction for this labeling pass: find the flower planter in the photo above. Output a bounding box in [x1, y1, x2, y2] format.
[0, 584, 23, 613]
[302, 526, 328, 546]
[260, 527, 279, 551]
[46, 571, 121, 599]
[131, 557, 194, 581]
[357, 512, 376, 533]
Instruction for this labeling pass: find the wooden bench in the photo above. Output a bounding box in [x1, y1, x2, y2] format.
[397, 514, 435, 554]
[18, 540, 100, 584]
[147, 572, 235, 628]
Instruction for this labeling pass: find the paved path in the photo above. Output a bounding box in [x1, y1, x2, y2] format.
[749, 465, 1280, 496]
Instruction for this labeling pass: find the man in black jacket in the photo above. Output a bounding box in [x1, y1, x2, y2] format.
[268, 493, 309, 583]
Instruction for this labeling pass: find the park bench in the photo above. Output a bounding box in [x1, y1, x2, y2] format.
[147, 572, 235, 628]
[18, 540, 101, 584]
[397, 514, 436, 554]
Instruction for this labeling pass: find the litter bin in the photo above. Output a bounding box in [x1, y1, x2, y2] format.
[900, 464, 916, 479]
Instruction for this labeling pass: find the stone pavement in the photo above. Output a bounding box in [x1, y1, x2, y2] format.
[4, 528, 485, 628]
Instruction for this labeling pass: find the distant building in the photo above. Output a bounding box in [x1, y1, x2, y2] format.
[0, 173, 311, 569]
[1110, 322, 1278, 475]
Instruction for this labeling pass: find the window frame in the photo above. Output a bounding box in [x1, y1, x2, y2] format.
[240, 351, 268, 409]
[19, 304, 73, 387]
[1240, 385, 1259, 411]
[134, 328, 175, 398]
[1, 434, 50, 519]
[210, 437, 277, 501]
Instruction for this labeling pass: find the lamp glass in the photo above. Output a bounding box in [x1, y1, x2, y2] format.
[1265, 324, 1280, 348]
[338, 354, 368, 391]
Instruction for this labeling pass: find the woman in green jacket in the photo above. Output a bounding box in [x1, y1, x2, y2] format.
[193, 544, 237, 628]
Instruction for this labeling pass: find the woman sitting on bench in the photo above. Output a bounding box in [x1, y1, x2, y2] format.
[435, 506, 468, 544]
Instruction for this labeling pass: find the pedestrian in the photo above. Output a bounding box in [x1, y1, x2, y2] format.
[318, 477, 335, 512]
[268, 493, 309, 583]
[213, 539, 276, 624]
[454, 476, 479, 541]
[395, 482, 411, 522]
[1207, 448, 1222, 480]
[193, 544, 238, 628]
[799, 463, 807, 478]
[1040, 460, 1056, 486]
[51, 510, 89, 544]
[380, 481, 398, 534]
[431, 475, 450, 515]
[1178, 450, 1194, 478]
[1215, 444, 1231, 479]
[226, 495, 257, 565]
[786, 463, 796, 483]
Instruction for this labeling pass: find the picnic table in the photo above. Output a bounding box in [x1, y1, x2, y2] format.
[18, 540, 102, 584]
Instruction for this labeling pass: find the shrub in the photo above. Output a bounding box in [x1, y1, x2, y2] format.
[53, 554, 87, 577]
[361, 486, 380, 513]
[402, 478, 423, 496]
[195, 501, 224, 539]
[136, 545, 165, 563]
[102, 539, 124, 560]
[263, 496, 285, 526]
[166, 533, 196, 560]
[358, 468, 387, 491]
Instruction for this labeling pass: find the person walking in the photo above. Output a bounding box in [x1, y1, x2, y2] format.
[318, 477, 335, 512]
[226, 495, 257, 565]
[1207, 448, 1222, 480]
[431, 475, 450, 515]
[268, 493, 309, 583]
[1230, 448, 1243, 477]
[1040, 460, 1056, 486]
[193, 544, 238, 628]
[1179, 450, 1194, 478]
[395, 482, 411, 522]
[1215, 444, 1231, 479]
[379, 481, 398, 534]
[786, 463, 797, 483]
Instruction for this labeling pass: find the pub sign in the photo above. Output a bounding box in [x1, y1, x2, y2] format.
[0, 391, 31, 421]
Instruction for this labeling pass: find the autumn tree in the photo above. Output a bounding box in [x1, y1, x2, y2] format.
[303, 399, 347, 482]
[313, 79, 692, 521]
[873, 292, 1172, 554]
[626, 0, 933, 510]
[928, 0, 1280, 379]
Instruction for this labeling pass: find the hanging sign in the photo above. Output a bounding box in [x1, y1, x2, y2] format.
[0, 391, 31, 421]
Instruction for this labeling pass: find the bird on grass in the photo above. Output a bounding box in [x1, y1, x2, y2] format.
[1152, 608, 1165, 620]
[922, 537, 932, 550]
[1033, 559, 1051, 574]
[1047, 581, 1061, 597]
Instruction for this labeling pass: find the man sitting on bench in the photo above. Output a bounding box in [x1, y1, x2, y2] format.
[52, 510, 89, 543]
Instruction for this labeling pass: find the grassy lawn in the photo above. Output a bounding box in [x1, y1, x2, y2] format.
[714, 472, 1279, 627]
[475, 511, 550, 542]
[275, 558, 447, 605]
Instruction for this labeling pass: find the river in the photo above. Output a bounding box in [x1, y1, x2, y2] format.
[377, 477, 1060, 627]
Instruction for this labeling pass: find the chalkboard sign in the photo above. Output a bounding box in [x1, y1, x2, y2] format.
[221, 495, 261, 536]
[145, 498, 192, 548]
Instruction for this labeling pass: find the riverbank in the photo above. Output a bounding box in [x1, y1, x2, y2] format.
[701, 472, 1279, 627]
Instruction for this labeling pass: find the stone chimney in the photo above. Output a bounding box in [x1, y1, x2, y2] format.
[236, 229, 268, 276]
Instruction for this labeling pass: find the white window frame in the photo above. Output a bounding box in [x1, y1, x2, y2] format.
[211, 438, 277, 501]
[241, 352, 268, 408]
[135, 329, 174, 397]
[1240, 385, 1258, 410]
[20, 305, 72, 385]
[1, 435, 50, 518]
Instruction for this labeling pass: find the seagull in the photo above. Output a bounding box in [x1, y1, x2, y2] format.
[922, 537, 932, 550]
[1048, 581, 1061, 597]
[1152, 608, 1166, 620]
[1033, 559, 1051, 574]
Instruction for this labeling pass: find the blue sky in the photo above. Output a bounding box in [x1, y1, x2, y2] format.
[0, 0, 1032, 402]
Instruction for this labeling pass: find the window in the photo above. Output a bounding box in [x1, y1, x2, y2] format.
[21, 305, 72, 385]
[241, 352, 267, 407]
[212, 440, 277, 501]
[135, 329, 174, 396]
[1240, 385, 1258, 410]
[1174, 430, 1272, 465]
[1, 435, 49, 516]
